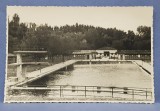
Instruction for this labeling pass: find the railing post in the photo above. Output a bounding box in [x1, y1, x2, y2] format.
[85, 86, 86, 97]
[111, 87, 114, 98]
[132, 89, 134, 100]
[60, 86, 62, 97]
[93, 87, 94, 93]
[146, 88, 148, 100]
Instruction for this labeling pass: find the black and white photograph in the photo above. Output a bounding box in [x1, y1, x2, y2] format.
[5, 6, 154, 103]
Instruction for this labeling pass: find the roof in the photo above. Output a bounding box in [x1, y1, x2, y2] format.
[72, 50, 97, 54]
[117, 50, 151, 55]
[97, 47, 116, 50]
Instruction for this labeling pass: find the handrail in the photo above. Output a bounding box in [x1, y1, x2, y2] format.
[26, 84, 152, 91]
[9, 84, 152, 101]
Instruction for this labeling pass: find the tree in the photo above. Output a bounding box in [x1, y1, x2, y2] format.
[8, 14, 28, 52]
[8, 13, 151, 53]
[85, 28, 99, 49]
[112, 40, 124, 50]
[137, 26, 151, 39]
[122, 30, 135, 50]
[35, 24, 53, 50]
[9, 13, 25, 40]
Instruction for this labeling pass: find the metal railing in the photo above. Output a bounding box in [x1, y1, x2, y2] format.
[9, 85, 152, 101]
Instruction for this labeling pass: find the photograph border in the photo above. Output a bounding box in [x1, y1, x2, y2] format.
[0, 0, 160, 111]
[4, 6, 154, 103]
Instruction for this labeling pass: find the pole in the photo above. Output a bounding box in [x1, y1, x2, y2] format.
[146, 88, 148, 100]
[16, 53, 23, 81]
[85, 86, 86, 97]
[132, 89, 134, 100]
[60, 86, 62, 97]
[111, 87, 114, 98]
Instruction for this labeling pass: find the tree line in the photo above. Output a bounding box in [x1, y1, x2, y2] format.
[8, 14, 151, 56]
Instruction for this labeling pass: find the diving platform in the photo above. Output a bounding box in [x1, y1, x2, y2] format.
[14, 51, 47, 54]
[12, 51, 48, 82]
[8, 62, 50, 66]
[14, 60, 78, 86]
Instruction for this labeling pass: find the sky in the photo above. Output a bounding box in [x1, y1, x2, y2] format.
[7, 6, 153, 33]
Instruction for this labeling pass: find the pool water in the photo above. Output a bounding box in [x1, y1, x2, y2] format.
[39, 64, 152, 88]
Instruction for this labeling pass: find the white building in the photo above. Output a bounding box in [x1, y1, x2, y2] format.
[72, 50, 97, 60]
[96, 47, 118, 59]
[72, 47, 118, 60]
[72, 47, 151, 60]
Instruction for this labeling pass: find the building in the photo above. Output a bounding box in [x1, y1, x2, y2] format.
[96, 47, 117, 59]
[72, 50, 97, 60]
[117, 50, 151, 60]
[72, 47, 151, 60]
[72, 47, 118, 60]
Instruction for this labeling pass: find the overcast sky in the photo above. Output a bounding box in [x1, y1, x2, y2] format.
[7, 6, 153, 33]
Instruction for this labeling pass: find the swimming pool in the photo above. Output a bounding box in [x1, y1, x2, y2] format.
[6, 62, 153, 102]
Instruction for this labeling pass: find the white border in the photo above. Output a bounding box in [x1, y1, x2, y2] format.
[4, 6, 154, 103]
[4, 6, 9, 103]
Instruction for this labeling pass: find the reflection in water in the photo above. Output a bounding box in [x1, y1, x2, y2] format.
[27, 75, 50, 87]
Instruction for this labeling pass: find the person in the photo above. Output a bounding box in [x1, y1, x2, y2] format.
[37, 63, 41, 73]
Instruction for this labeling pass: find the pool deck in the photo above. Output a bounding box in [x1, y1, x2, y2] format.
[133, 60, 152, 75]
